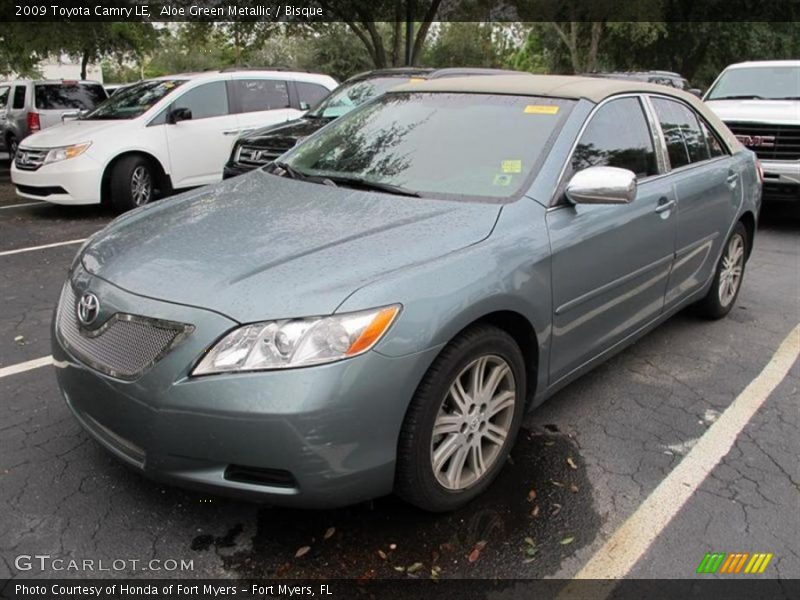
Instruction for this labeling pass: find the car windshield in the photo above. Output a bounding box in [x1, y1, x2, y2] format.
[34, 83, 107, 110]
[308, 77, 413, 119]
[282, 92, 573, 201]
[82, 79, 186, 120]
[706, 66, 800, 100]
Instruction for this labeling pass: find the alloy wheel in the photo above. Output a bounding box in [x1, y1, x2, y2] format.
[130, 165, 153, 206]
[718, 233, 745, 307]
[430, 355, 516, 491]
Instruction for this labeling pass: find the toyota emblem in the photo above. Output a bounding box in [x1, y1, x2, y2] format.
[77, 292, 100, 326]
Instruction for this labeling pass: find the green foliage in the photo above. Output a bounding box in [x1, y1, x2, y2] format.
[424, 23, 521, 69]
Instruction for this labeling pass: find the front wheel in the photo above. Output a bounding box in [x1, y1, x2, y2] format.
[695, 222, 748, 319]
[395, 324, 526, 512]
[6, 134, 18, 157]
[110, 156, 155, 213]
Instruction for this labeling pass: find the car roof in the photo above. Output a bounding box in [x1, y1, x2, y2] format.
[392, 74, 743, 152]
[1, 79, 103, 85]
[723, 60, 800, 69]
[148, 69, 330, 82]
[345, 68, 434, 82]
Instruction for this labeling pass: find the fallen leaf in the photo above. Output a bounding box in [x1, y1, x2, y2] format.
[14, 335, 25, 344]
[324, 527, 335, 540]
[377, 550, 387, 560]
[551, 503, 562, 517]
[295, 546, 311, 558]
[566, 457, 578, 470]
[570, 484, 579, 493]
[544, 441, 555, 447]
[467, 540, 487, 563]
[525, 546, 539, 557]
[389, 543, 397, 550]
[524, 537, 535, 547]
[531, 505, 540, 517]
[406, 562, 424, 574]
[393, 566, 405, 572]
[551, 480, 564, 487]
[527, 488, 537, 502]
[560, 536, 575, 546]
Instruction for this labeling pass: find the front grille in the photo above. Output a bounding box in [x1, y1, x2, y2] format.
[56, 283, 193, 380]
[15, 148, 48, 171]
[726, 122, 800, 161]
[235, 145, 284, 168]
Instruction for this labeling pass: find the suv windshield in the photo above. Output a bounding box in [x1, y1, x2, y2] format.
[83, 79, 186, 120]
[34, 83, 106, 110]
[282, 92, 573, 201]
[706, 66, 800, 100]
[308, 77, 412, 119]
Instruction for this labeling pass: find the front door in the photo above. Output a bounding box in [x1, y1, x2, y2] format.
[547, 96, 676, 384]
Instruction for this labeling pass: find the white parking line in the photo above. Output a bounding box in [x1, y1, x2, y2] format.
[0, 201, 46, 210]
[0, 356, 53, 379]
[560, 323, 800, 590]
[0, 238, 85, 257]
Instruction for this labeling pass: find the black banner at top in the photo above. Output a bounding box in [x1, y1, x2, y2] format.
[1, 0, 798, 22]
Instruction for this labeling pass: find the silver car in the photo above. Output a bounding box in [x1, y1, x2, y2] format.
[52, 75, 761, 511]
[0, 79, 107, 156]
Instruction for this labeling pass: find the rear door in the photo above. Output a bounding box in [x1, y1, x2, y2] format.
[230, 78, 300, 138]
[163, 79, 240, 188]
[9, 85, 27, 138]
[648, 96, 740, 309]
[0, 85, 10, 149]
[547, 96, 676, 384]
[33, 82, 108, 129]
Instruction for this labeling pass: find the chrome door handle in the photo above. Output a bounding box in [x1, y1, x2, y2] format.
[655, 199, 675, 213]
[726, 173, 739, 188]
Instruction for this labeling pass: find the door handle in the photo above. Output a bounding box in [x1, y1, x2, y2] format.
[222, 129, 240, 136]
[655, 198, 675, 213]
[726, 173, 739, 188]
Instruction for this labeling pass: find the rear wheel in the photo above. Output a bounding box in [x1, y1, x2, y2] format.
[6, 134, 18, 157]
[695, 221, 748, 319]
[395, 324, 526, 512]
[110, 156, 155, 213]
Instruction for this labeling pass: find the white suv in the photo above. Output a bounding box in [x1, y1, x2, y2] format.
[11, 69, 337, 211]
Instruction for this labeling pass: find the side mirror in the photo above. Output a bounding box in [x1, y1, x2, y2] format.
[168, 107, 192, 124]
[566, 166, 637, 205]
[689, 88, 703, 98]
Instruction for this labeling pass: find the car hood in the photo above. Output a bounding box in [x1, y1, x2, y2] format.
[81, 171, 501, 323]
[239, 117, 331, 151]
[705, 99, 800, 125]
[19, 118, 127, 148]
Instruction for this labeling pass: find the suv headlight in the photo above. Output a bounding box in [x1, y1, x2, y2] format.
[44, 142, 91, 164]
[193, 305, 400, 375]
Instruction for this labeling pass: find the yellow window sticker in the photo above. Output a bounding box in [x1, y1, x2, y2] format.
[493, 174, 513, 186]
[408, 77, 426, 83]
[501, 160, 522, 174]
[524, 105, 559, 115]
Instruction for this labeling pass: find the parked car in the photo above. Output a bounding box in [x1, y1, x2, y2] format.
[0, 79, 107, 156]
[104, 83, 138, 96]
[704, 60, 799, 202]
[11, 69, 337, 211]
[590, 71, 702, 96]
[53, 75, 760, 511]
[223, 67, 529, 178]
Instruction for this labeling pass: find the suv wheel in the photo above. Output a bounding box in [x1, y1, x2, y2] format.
[110, 156, 155, 212]
[395, 324, 526, 512]
[6, 134, 18, 157]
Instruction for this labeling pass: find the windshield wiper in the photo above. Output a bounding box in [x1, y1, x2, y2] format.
[272, 161, 311, 180]
[322, 175, 421, 197]
[710, 94, 765, 100]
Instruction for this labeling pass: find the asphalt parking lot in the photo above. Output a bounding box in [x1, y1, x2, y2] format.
[0, 158, 797, 582]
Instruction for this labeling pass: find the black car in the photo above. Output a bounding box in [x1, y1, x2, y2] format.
[223, 67, 527, 178]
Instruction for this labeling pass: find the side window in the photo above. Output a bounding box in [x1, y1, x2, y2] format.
[296, 82, 329, 109]
[571, 97, 658, 178]
[699, 118, 728, 158]
[651, 97, 710, 168]
[232, 79, 290, 113]
[0, 86, 9, 109]
[12, 86, 26, 109]
[173, 82, 229, 120]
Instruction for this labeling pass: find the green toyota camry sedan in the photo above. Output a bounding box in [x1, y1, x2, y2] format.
[53, 75, 761, 511]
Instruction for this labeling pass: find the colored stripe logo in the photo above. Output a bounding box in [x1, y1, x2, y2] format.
[697, 552, 773, 574]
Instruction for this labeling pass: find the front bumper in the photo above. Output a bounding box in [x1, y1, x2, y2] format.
[11, 153, 103, 205]
[761, 159, 800, 188]
[52, 270, 438, 507]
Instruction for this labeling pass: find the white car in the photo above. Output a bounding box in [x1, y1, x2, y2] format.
[11, 69, 337, 211]
[704, 60, 799, 201]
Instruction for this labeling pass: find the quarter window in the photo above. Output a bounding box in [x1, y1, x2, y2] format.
[571, 97, 658, 178]
[172, 82, 229, 120]
[232, 79, 290, 113]
[12, 86, 26, 109]
[651, 98, 710, 168]
[699, 119, 727, 158]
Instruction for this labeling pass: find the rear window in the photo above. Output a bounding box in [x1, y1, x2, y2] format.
[232, 79, 290, 113]
[34, 83, 107, 110]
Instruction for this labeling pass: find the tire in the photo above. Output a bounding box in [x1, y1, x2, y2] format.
[6, 134, 18, 158]
[110, 156, 155, 213]
[695, 221, 748, 319]
[395, 324, 527, 512]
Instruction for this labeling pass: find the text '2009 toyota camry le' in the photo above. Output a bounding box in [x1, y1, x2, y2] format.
[53, 75, 761, 511]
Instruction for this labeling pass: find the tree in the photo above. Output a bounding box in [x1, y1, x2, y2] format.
[425, 23, 522, 69]
[61, 23, 160, 79]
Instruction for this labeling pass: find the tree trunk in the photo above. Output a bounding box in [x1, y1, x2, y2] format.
[410, 0, 442, 65]
[81, 51, 89, 80]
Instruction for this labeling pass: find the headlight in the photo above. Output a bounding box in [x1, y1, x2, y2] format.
[193, 304, 400, 375]
[44, 142, 91, 164]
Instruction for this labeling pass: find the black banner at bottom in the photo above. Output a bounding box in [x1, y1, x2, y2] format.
[2, 579, 799, 600]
